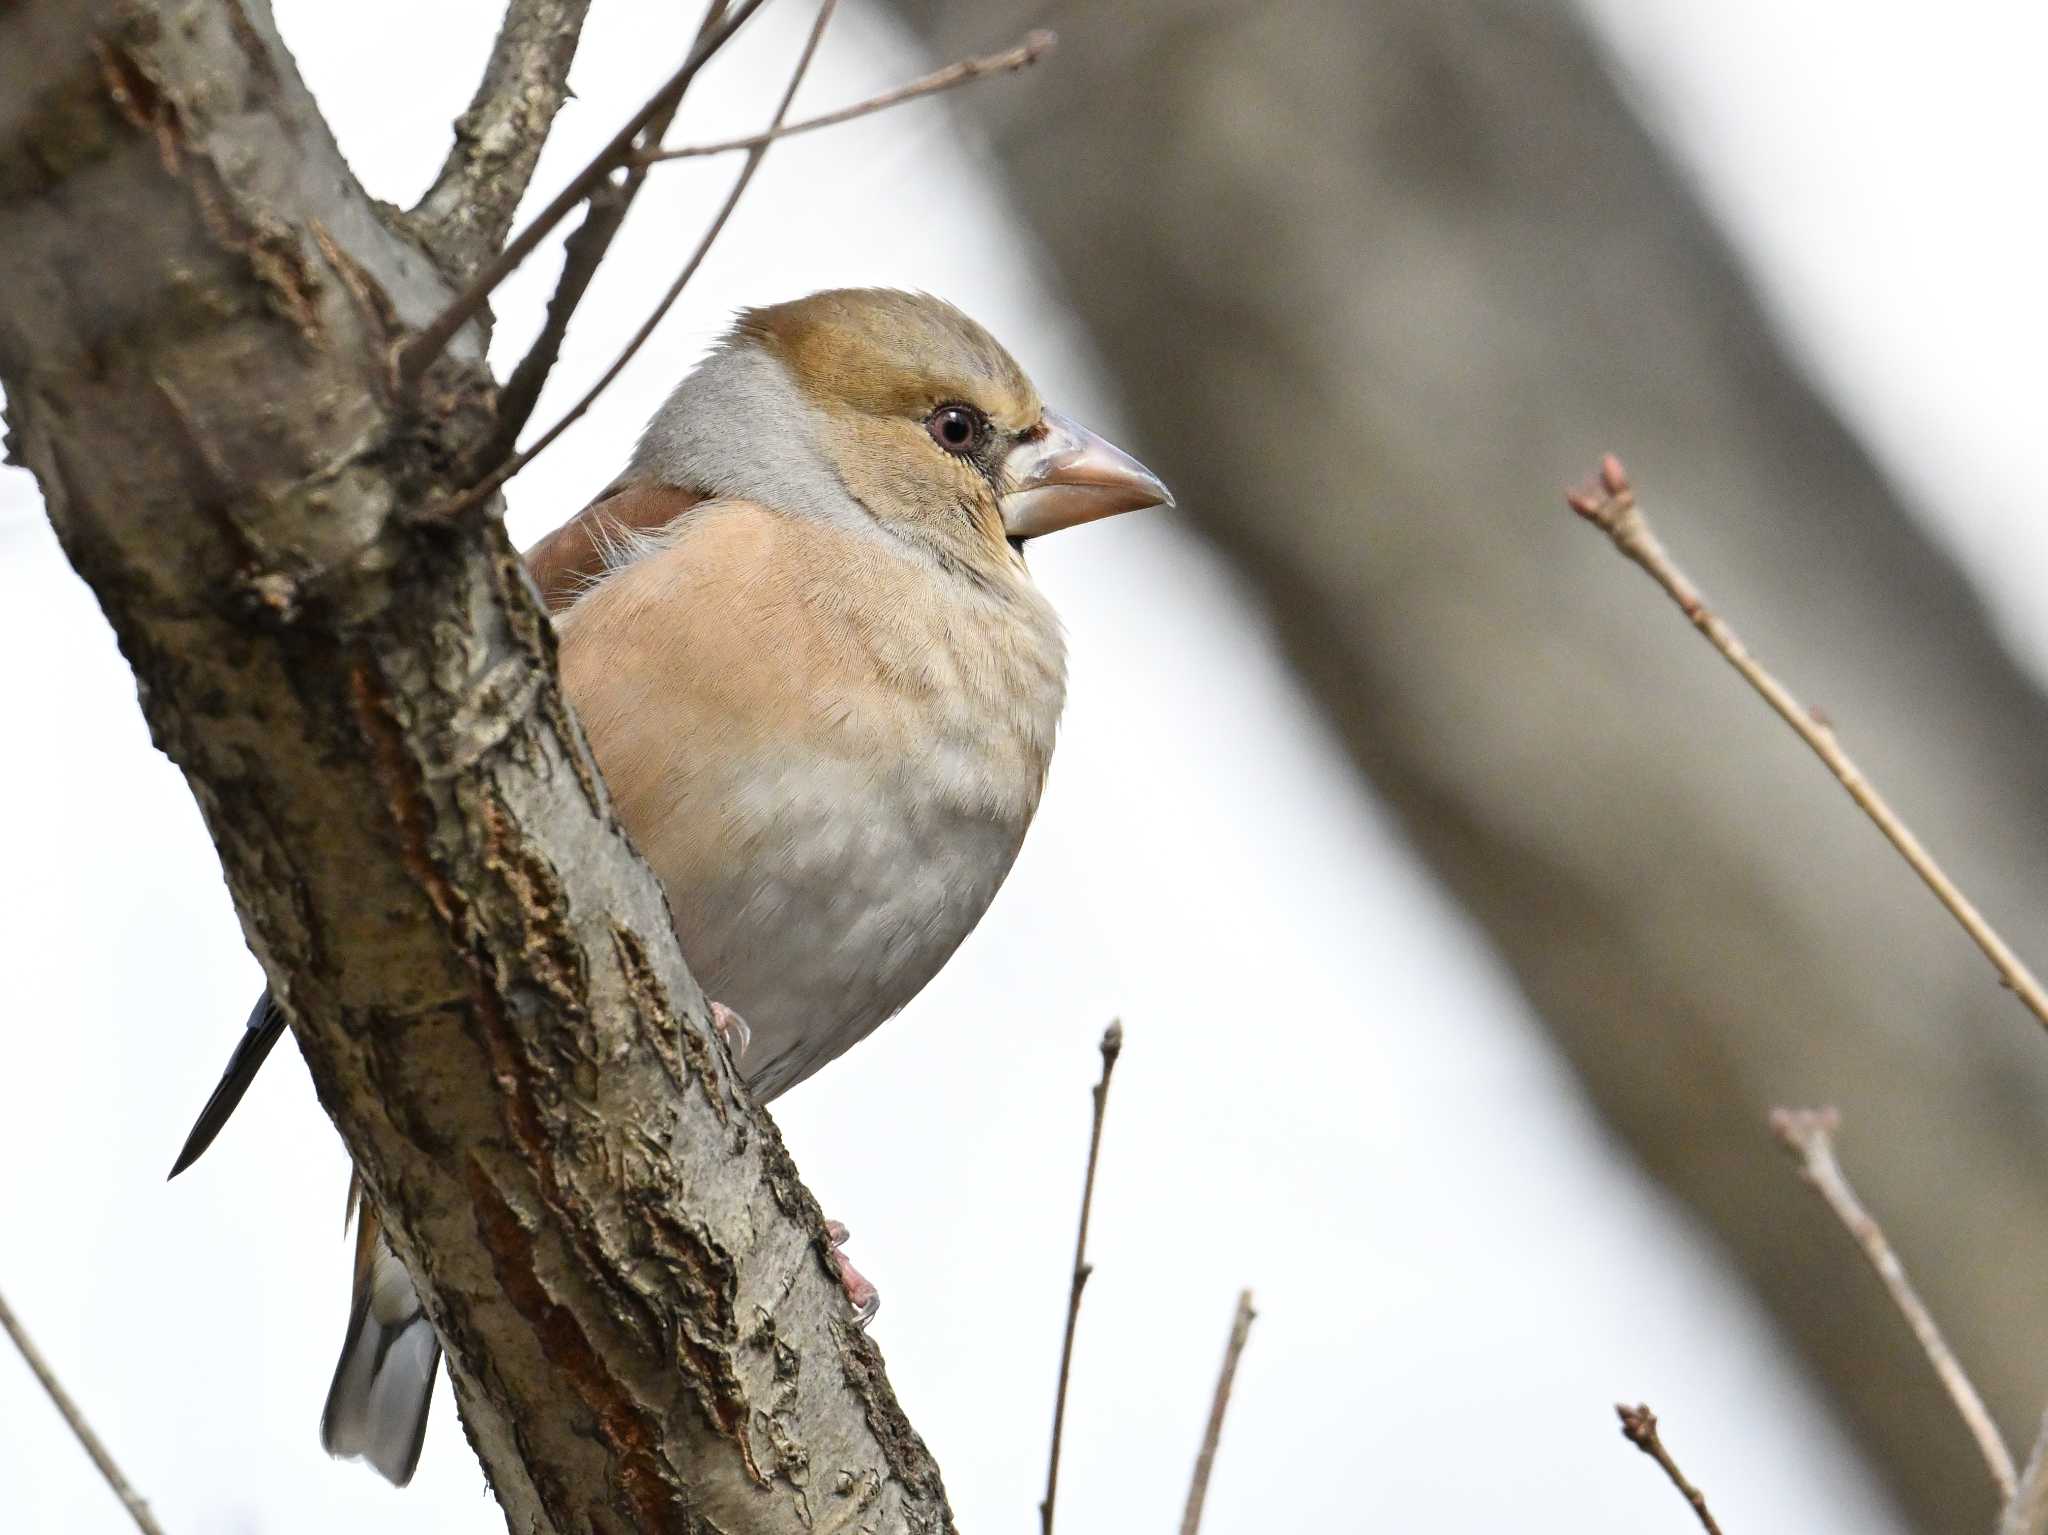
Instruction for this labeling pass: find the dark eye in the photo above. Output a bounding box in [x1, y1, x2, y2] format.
[927, 404, 985, 456]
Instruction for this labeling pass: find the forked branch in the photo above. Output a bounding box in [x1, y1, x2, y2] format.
[2001, 1412, 2048, 1535]
[483, 0, 747, 457]
[0, 5, 959, 1528]
[396, 0, 769, 385]
[1770, 1107, 2015, 1496]
[442, 0, 837, 517]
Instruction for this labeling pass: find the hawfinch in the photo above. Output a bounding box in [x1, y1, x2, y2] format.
[167, 289, 1171, 1484]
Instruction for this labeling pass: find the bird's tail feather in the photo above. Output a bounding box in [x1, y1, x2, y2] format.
[321, 1185, 439, 1486]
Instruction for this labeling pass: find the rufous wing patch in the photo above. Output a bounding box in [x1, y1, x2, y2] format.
[522, 481, 705, 612]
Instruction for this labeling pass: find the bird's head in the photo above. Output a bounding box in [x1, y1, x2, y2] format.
[630, 288, 1171, 576]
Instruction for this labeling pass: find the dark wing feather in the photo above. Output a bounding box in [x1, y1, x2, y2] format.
[522, 480, 704, 611]
[166, 990, 287, 1178]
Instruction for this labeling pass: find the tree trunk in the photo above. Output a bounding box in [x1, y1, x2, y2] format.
[883, 1, 2048, 1527]
[0, 4, 951, 1530]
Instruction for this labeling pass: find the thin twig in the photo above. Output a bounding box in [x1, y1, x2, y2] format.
[0, 1284, 167, 1535]
[2000, 1410, 2048, 1535]
[481, 0, 738, 458]
[480, 178, 632, 463]
[484, 24, 1056, 469]
[409, 0, 597, 283]
[1616, 1403, 1725, 1535]
[1180, 1289, 1256, 1535]
[638, 29, 1057, 164]
[395, 0, 768, 386]
[1040, 1021, 1122, 1535]
[437, 0, 835, 520]
[1769, 1106, 2016, 1496]
[1567, 454, 2048, 1035]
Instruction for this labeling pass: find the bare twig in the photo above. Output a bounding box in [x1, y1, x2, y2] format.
[409, 0, 596, 283]
[1567, 454, 2048, 1035]
[2000, 1410, 2048, 1535]
[439, 0, 835, 518]
[482, 0, 739, 457]
[480, 179, 630, 461]
[1769, 1106, 2016, 1496]
[480, 25, 1057, 465]
[638, 29, 1057, 164]
[1180, 1289, 1257, 1535]
[0, 1284, 167, 1535]
[1617, 1403, 1725, 1535]
[395, 0, 768, 385]
[1040, 1021, 1123, 1535]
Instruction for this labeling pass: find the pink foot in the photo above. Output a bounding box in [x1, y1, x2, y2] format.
[825, 1220, 879, 1326]
[709, 1001, 751, 1063]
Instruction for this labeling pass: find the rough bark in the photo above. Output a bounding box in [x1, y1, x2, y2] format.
[0, 4, 951, 1531]
[882, 0, 2048, 1528]
[407, 0, 595, 287]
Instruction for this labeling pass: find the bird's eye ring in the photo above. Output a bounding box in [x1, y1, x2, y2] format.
[927, 404, 985, 456]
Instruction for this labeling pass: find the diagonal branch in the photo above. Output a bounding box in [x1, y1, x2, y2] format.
[638, 28, 1056, 164]
[1567, 454, 2048, 1035]
[2002, 1412, 2048, 1535]
[396, 0, 769, 386]
[1770, 1107, 2016, 1497]
[479, 179, 631, 460]
[1179, 1289, 1256, 1535]
[408, 0, 596, 285]
[0, 5, 951, 1530]
[0, 1284, 167, 1535]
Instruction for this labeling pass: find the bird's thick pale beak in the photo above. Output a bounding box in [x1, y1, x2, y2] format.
[1000, 408, 1173, 540]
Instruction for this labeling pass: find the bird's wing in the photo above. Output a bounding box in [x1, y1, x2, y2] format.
[523, 480, 705, 612]
[166, 990, 287, 1178]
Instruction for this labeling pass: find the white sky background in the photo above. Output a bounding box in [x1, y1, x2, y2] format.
[2, 1, 2041, 1529]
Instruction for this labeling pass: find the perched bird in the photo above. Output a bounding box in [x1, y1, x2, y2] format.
[168, 289, 1171, 1485]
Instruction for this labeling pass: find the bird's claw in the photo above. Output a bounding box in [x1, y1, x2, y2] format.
[825, 1219, 880, 1327]
[708, 1001, 751, 1062]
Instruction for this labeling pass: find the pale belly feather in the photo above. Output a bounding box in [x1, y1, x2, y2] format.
[554, 501, 1066, 1102]
[668, 745, 1030, 1100]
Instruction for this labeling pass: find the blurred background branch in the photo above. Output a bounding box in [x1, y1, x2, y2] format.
[2002, 1416, 2048, 1535]
[883, 1, 2048, 1525]
[0, 1286, 165, 1535]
